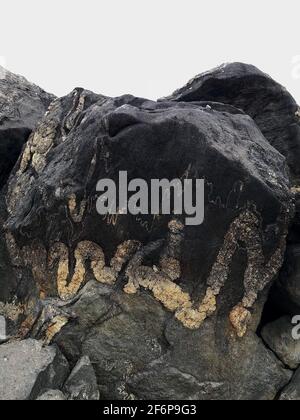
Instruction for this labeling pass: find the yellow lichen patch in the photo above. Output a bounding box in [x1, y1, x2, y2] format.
[123, 211, 290, 335]
[19, 142, 32, 173]
[22, 244, 50, 298]
[229, 305, 252, 338]
[17, 313, 38, 340]
[197, 287, 218, 318]
[44, 315, 69, 345]
[68, 194, 87, 223]
[123, 282, 139, 295]
[19, 118, 58, 174]
[175, 308, 207, 330]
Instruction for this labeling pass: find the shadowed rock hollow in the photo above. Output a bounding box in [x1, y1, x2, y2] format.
[0, 63, 300, 400]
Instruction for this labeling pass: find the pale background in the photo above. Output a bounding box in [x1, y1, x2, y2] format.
[1, 0, 299, 102]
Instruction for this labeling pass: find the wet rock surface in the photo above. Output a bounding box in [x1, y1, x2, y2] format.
[0, 63, 299, 400]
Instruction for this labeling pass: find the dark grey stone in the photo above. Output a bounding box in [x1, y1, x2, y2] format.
[280, 368, 300, 400]
[0, 339, 69, 400]
[162, 62, 300, 183]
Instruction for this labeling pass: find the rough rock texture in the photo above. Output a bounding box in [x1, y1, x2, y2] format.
[0, 339, 69, 400]
[274, 244, 300, 314]
[280, 367, 300, 400]
[273, 190, 300, 309]
[2, 82, 294, 400]
[163, 62, 300, 183]
[36, 390, 66, 401]
[63, 355, 100, 400]
[0, 65, 55, 189]
[262, 316, 300, 369]
[0, 63, 299, 400]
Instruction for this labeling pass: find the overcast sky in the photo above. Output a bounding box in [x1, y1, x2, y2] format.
[1, 0, 299, 103]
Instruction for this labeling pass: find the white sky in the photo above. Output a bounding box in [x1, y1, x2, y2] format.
[1, 0, 299, 103]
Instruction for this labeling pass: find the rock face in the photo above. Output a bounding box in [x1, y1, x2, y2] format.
[0, 66, 55, 189]
[275, 244, 300, 313]
[280, 367, 300, 400]
[0, 63, 299, 400]
[0, 339, 69, 400]
[163, 62, 300, 184]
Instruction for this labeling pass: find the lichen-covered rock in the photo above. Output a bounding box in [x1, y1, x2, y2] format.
[163, 62, 300, 183]
[0, 65, 55, 189]
[63, 355, 100, 400]
[36, 390, 66, 400]
[0, 339, 69, 400]
[2, 81, 294, 399]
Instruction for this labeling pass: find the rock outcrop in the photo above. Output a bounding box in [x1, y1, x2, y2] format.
[0, 63, 299, 400]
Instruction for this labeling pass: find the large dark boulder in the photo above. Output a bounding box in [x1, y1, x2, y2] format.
[163, 62, 300, 183]
[3, 87, 293, 399]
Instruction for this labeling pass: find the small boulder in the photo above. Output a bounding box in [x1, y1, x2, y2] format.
[64, 356, 100, 400]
